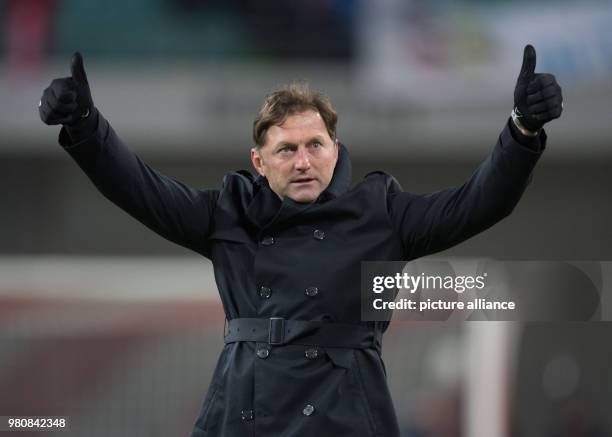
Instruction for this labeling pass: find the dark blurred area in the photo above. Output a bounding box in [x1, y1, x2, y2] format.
[1, 0, 356, 63]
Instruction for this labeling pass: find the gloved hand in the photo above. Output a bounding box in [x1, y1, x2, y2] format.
[39, 52, 95, 128]
[513, 44, 563, 134]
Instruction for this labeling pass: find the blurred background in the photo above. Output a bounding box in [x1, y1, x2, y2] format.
[1, 0, 611, 436]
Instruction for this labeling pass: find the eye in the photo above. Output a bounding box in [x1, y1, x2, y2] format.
[310, 142, 322, 148]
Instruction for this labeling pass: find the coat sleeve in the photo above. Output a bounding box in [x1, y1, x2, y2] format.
[58, 111, 219, 257]
[388, 119, 546, 260]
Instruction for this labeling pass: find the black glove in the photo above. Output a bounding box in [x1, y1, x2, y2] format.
[39, 52, 95, 130]
[513, 44, 563, 133]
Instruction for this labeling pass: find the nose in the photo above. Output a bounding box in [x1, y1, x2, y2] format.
[294, 147, 311, 171]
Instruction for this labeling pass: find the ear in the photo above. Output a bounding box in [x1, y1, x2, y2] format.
[251, 147, 265, 176]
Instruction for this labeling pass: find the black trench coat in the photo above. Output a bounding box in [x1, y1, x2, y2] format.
[59, 113, 545, 436]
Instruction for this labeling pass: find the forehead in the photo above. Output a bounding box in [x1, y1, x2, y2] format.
[264, 110, 329, 146]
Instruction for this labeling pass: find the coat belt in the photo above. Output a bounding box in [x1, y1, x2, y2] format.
[224, 317, 382, 352]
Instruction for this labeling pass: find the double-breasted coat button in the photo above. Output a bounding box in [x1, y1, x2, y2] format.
[305, 286, 319, 297]
[261, 236, 275, 246]
[305, 347, 319, 359]
[256, 347, 270, 359]
[302, 404, 315, 416]
[259, 286, 272, 299]
[241, 409, 254, 421]
[313, 229, 325, 240]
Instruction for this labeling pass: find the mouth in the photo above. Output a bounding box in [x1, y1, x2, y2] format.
[291, 178, 315, 184]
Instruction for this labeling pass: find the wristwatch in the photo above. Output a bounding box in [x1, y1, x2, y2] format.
[511, 108, 540, 137]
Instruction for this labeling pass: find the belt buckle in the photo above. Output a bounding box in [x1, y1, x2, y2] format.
[268, 317, 285, 345]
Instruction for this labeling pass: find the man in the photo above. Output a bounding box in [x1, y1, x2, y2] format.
[39, 45, 562, 436]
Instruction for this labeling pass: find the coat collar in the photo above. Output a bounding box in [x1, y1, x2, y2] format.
[245, 142, 352, 230]
[319, 142, 352, 200]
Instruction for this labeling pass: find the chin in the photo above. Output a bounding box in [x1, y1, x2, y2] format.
[287, 191, 319, 204]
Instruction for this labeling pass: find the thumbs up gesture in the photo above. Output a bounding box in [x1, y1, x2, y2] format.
[39, 52, 94, 126]
[513, 44, 563, 134]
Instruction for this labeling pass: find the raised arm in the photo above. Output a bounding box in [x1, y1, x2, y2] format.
[388, 44, 563, 260]
[39, 53, 219, 257]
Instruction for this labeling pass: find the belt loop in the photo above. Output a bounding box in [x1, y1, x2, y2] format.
[268, 317, 285, 345]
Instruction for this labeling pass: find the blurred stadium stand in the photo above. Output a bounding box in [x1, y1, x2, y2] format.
[1, 0, 611, 436]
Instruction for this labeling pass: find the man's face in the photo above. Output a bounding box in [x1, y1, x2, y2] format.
[251, 110, 339, 203]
